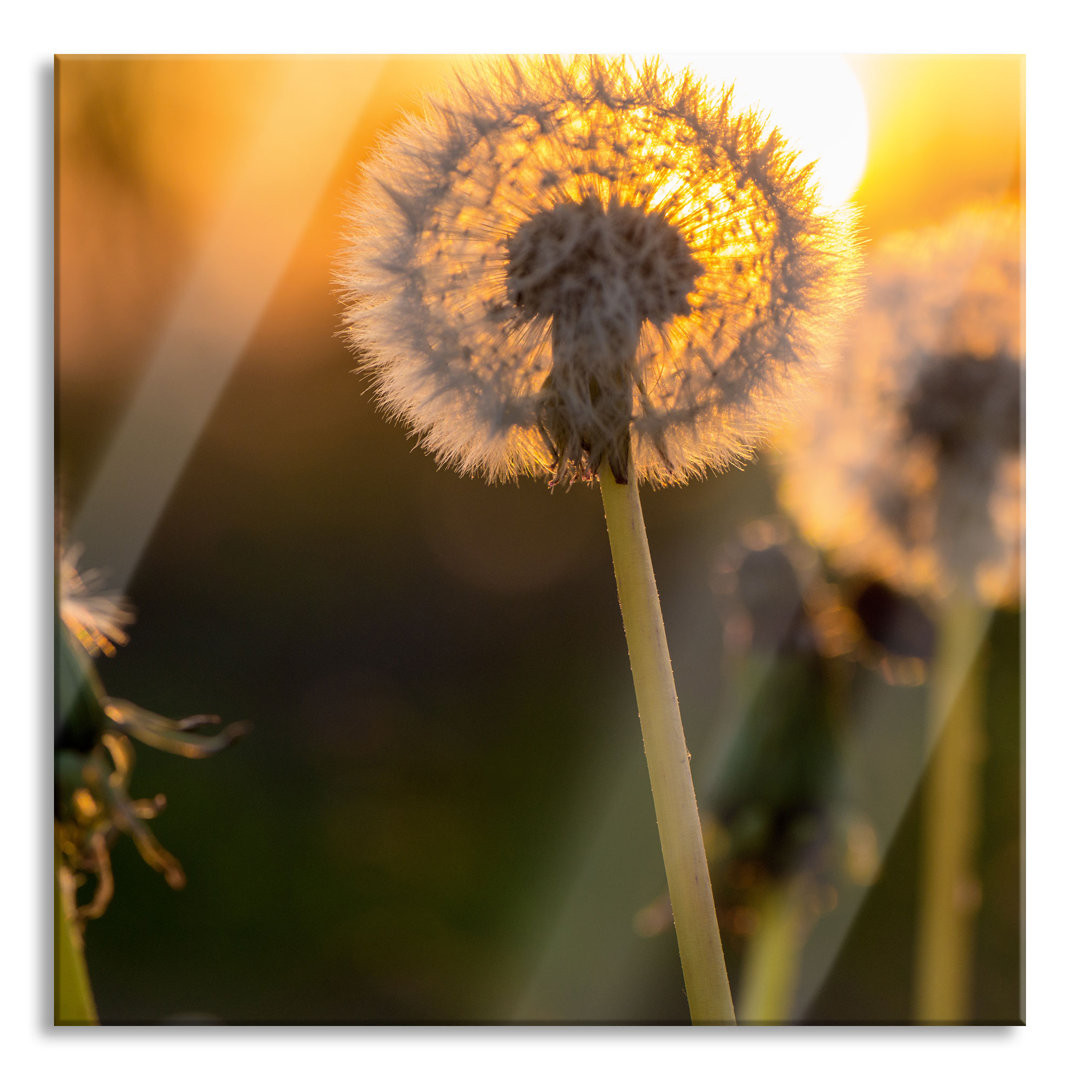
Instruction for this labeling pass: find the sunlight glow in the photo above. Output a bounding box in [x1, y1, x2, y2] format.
[666, 54, 870, 207]
[71, 58, 386, 590]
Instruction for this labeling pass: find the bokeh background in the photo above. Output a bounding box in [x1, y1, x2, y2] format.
[55, 54, 1023, 1024]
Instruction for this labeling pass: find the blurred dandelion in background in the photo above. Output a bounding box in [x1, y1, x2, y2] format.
[778, 201, 1024, 608]
[776, 199, 1024, 1022]
[693, 518, 883, 1021]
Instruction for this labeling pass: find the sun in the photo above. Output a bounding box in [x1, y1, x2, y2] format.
[662, 54, 870, 207]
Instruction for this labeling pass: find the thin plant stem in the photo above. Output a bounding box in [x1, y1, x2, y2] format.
[914, 593, 986, 1023]
[55, 843, 98, 1024]
[598, 457, 736, 1024]
[737, 874, 810, 1023]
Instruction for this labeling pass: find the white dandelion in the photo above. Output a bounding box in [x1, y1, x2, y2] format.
[339, 54, 860, 487]
[777, 199, 1024, 1023]
[337, 54, 862, 1024]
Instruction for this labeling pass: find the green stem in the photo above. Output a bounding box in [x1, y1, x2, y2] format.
[737, 875, 809, 1023]
[598, 459, 736, 1024]
[55, 843, 98, 1024]
[913, 594, 986, 1023]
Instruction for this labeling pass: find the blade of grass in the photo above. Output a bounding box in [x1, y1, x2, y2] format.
[914, 593, 985, 1022]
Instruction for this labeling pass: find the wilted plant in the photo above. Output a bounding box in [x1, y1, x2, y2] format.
[777, 200, 1024, 1022]
[55, 543, 250, 1023]
[339, 54, 861, 1023]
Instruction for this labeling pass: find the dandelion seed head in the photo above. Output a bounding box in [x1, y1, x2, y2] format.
[339, 55, 861, 486]
[777, 202, 1024, 607]
[506, 198, 702, 325]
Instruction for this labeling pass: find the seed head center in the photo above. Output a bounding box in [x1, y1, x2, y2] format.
[506, 198, 702, 330]
[503, 198, 702, 484]
[904, 352, 1021, 458]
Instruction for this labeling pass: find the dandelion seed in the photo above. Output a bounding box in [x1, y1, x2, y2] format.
[777, 201, 1024, 607]
[339, 54, 861, 487]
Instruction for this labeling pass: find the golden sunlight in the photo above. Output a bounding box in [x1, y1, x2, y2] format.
[665, 54, 870, 207]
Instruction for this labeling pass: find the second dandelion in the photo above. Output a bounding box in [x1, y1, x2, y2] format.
[339, 55, 861, 1023]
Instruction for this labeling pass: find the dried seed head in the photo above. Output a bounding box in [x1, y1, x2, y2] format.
[777, 201, 1024, 606]
[339, 55, 861, 486]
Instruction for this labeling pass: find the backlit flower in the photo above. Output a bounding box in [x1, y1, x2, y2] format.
[777, 201, 1024, 606]
[339, 55, 861, 486]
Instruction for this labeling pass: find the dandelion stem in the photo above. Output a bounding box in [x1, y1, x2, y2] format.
[55, 843, 98, 1024]
[599, 458, 736, 1024]
[737, 874, 809, 1023]
[914, 594, 986, 1023]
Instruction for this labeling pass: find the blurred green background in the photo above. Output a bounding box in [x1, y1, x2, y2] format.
[55, 55, 1022, 1023]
